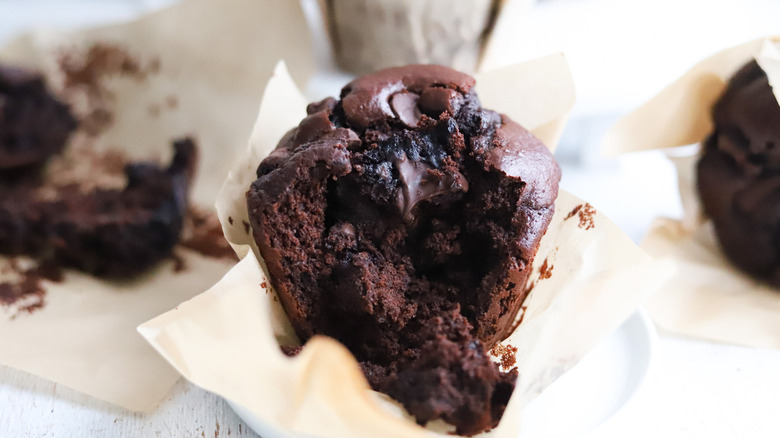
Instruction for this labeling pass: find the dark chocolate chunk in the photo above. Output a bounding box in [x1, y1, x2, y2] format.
[247, 65, 560, 435]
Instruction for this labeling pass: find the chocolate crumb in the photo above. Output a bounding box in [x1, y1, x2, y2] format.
[564, 204, 581, 221]
[228, 216, 234, 225]
[242, 220, 250, 234]
[489, 343, 518, 370]
[170, 252, 187, 273]
[260, 281, 267, 289]
[179, 207, 237, 261]
[0, 260, 63, 315]
[280, 345, 303, 357]
[56, 43, 161, 137]
[539, 258, 553, 280]
[577, 203, 596, 230]
[565, 203, 596, 230]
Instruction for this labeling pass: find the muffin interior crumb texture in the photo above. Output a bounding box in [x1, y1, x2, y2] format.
[697, 60, 780, 286]
[247, 65, 560, 435]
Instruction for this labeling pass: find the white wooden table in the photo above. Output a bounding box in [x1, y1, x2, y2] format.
[2, 0, 780, 436]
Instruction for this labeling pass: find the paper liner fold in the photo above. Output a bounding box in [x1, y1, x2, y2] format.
[141, 57, 671, 437]
[602, 36, 780, 350]
[0, 0, 313, 411]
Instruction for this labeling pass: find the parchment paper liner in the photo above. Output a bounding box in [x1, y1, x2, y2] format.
[139, 57, 672, 437]
[0, 0, 313, 411]
[320, 0, 535, 75]
[602, 37, 780, 350]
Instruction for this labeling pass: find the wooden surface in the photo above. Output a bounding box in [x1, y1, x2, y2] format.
[0, 364, 259, 438]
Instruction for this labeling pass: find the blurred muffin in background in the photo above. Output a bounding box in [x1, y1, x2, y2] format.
[324, 0, 521, 75]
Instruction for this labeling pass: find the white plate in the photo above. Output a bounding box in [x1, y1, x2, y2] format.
[518, 310, 656, 437]
[228, 311, 656, 438]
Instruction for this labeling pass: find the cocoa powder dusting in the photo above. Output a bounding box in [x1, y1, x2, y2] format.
[179, 207, 237, 261]
[56, 43, 160, 136]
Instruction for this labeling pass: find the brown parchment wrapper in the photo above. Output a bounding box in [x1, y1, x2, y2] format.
[602, 37, 780, 350]
[0, 0, 313, 411]
[139, 58, 673, 437]
[322, 0, 535, 75]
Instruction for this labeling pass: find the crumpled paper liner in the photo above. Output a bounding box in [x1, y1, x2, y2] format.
[602, 36, 780, 350]
[0, 0, 313, 411]
[139, 57, 672, 437]
[321, 0, 535, 75]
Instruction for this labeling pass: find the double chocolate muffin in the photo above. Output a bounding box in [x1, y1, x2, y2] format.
[697, 60, 780, 286]
[247, 65, 560, 435]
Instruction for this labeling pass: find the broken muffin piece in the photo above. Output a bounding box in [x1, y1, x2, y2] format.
[697, 60, 780, 287]
[0, 138, 197, 277]
[0, 63, 78, 170]
[246, 65, 560, 435]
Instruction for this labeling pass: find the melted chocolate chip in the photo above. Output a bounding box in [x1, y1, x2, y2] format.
[395, 154, 468, 222]
[390, 92, 422, 128]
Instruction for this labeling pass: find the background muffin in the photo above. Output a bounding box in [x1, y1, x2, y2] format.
[324, 0, 506, 74]
[697, 60, 780, 287]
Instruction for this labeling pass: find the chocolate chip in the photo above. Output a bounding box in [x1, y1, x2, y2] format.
[390, 92, 422, 128]
[419, 87, 463, 117]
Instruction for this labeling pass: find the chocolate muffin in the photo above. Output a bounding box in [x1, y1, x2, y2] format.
[697, 60, 780, 287]
[0, 64, 77, 170]
[0, 139, 197, 277]
[247, 65, 560, 435]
